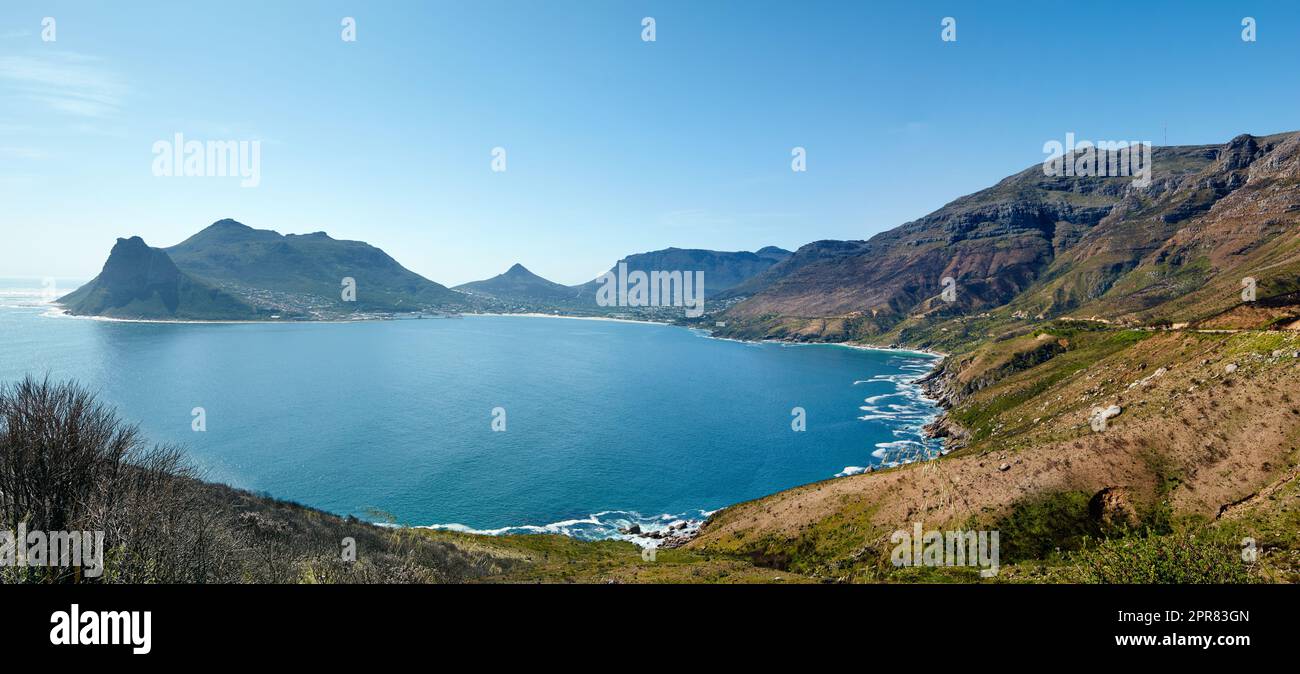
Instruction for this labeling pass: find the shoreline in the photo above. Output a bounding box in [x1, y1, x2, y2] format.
[466, 311, 672, 327]
[40, 304, 678, 328]
[41, 301, 946, 359]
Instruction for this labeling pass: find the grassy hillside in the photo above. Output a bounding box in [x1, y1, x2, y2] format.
[165, 219, 465, 315]
[684, 328, 1300, 583]
[58, 236, 263, 321]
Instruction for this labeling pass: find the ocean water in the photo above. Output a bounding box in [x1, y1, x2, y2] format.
[0, 279, 942, 540]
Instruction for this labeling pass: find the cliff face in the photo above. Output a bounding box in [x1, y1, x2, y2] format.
[58, 237, 259, 320]
[718, 132, 1300, 344]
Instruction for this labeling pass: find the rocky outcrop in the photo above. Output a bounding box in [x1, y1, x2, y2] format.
[1088, 487, 1138, 529]
[58, 237, 259, 320]
[917, 358, 971, 452]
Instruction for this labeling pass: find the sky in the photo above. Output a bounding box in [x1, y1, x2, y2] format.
[2, 0, 1299, 286]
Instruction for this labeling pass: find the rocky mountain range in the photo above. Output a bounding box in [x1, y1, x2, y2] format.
[61, 132, 1300, 336]
[715, 132, 1300, 348]
[61, 219, 792, 321]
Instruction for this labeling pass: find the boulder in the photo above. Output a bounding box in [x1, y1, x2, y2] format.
[1088, 487, 1138, 529]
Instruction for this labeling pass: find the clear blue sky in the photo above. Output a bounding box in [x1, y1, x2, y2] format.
[2, 0, 1298, 285]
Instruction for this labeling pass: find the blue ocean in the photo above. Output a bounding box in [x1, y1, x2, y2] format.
[0, 279, 942, 540]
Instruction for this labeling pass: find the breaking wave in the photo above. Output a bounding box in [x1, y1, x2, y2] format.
[419, 509, 715, 546]
[838, 355, 946, 476]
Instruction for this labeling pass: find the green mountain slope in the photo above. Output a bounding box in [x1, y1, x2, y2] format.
[165, 219, 464, 315]
[59, 237, 261, 320]
[454, 263, 581, 304]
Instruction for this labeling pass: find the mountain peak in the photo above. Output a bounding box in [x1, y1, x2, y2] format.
[114, 235, 149, 249]
[720, 129, 1300, 340]
[454, 263, 575, 303]
[164, 219, 460, 313]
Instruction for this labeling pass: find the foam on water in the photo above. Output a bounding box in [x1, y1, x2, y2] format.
[841, 356, 945, 474]
[422, 509, 715, 545]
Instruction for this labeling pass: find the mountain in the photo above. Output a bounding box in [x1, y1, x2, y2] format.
[161, 219, 464, 315]
[571, 246, 792, 302]
[718, 131, 1300, 345]
[62, 219, 467, 320]
[454, 263, 580, 304]
[59, 237, 261, 320]
[684, 133, 1300, 583]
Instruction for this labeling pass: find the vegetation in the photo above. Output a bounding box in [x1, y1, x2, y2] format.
[0, 377, 516, 583]
[1067, 529, 1254, 584]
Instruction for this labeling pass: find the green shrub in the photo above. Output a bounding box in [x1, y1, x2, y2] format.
[993, 491, 1100, 563]
[1069, 531, 1254, 583]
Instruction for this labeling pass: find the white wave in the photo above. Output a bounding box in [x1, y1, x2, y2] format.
[845, 353, 945, 475]
[418, 508, 713, 546]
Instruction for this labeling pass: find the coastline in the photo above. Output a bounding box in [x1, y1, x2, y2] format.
[466, 311, 672, 327]
[41, 304, 678, 328]
[42, 305, 394, 325]
[41, 300, 947, 363]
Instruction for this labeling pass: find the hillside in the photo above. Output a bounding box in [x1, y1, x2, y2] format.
[687, 327, 1300, 582]
[58, 237, 262, 320]
[571, 246, 791, 303]
[164, 219, 465, 316]
[678, 131, 1300, 583]
[454, 263, 580, 304]
[717, 132, 1300, 348]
